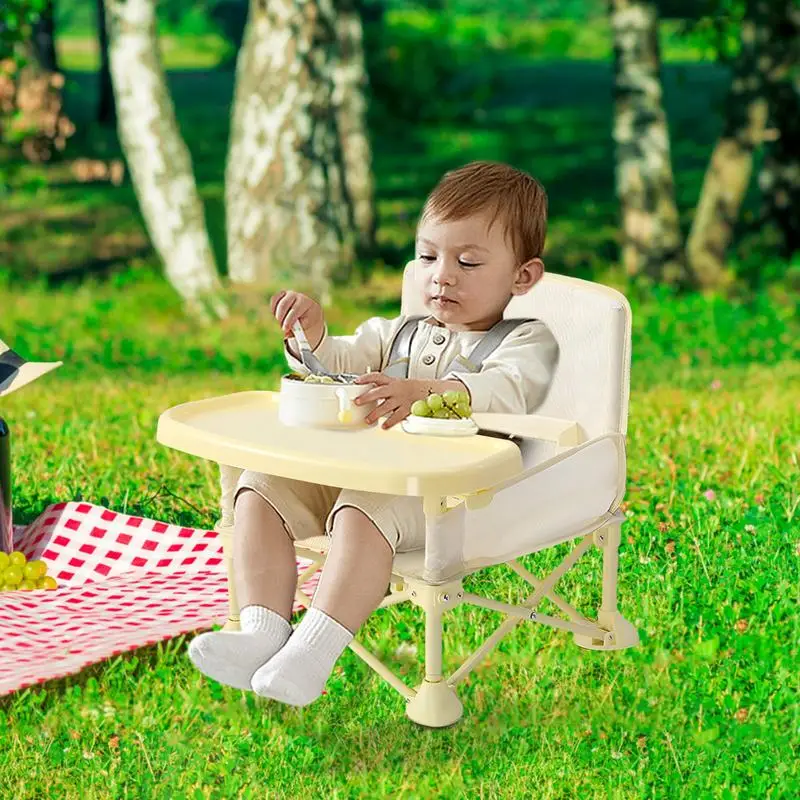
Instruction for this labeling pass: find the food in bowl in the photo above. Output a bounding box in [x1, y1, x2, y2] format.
[279, 373, 376, 429]
[401, 389, 478, 436]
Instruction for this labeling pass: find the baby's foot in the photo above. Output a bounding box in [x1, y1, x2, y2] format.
[188, 605, 291, 691]
[251, 607, 352, 706]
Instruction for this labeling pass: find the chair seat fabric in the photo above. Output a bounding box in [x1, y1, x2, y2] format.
[294, 432, 626, 584]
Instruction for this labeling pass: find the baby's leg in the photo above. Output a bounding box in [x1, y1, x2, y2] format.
[232, 488, 298, 620]
[313, 507, 395, 632]
[251, 506, 394, 706]
[188, 488, 297, 689]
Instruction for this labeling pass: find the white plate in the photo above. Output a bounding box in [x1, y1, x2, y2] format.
[401, 415, 479, 437]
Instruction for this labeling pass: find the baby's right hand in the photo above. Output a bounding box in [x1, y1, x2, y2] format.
[270, 290, 325, 343]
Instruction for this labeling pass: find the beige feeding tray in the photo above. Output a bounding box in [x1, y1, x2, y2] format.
[278, 374, 377, 429]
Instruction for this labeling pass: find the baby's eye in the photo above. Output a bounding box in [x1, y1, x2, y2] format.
[418, 254, 436, 262]
[459, 259, 481, 267]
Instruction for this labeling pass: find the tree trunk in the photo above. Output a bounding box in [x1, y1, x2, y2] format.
[758, 3, 800, 258]
[30, 0, 58, 73]
[96, 0, 116, 125]
[103, 0, 227, 321]
[685, 2, 779, 290]
[610, 0, 687, 286]
[225, 0, 356, 305]
[334, 0, 377, 259]
[760, 75, 800, 257]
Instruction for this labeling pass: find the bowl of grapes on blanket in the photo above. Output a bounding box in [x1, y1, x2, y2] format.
[401, 390, 478, 437]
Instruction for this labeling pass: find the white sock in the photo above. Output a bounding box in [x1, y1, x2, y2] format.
[188, 605, 292, 691]
[250, 607, 353, 706]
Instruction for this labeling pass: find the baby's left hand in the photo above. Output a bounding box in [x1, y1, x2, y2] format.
[353, 373, 427, 430]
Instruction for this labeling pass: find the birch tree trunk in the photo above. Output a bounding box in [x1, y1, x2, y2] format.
[686, 1, 777, 290]
[103, 0, 227, 321]
[226, 0, 356, 304]
[334, 0, 377, 259]
[610, 0, 686, 286]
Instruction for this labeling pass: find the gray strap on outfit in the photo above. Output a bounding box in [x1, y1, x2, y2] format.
[383, 316, 539, 378]
[383, 315, 427, 377]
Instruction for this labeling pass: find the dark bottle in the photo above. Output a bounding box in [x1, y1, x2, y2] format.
[0, 417, 11, 554]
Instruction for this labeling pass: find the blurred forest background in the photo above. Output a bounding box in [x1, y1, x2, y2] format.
[1, 0, 798, 319]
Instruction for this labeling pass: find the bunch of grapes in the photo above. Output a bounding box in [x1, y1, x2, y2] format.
[410, 390, 472, 420]
[0, 551, 58, 592]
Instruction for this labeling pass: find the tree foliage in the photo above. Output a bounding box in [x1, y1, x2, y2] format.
[1, 0, 50, 58]
[1, 0, 74, 165]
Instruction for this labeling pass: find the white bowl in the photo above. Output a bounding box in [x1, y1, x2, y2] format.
[278, 374, 376, 429]
[401, 415, 478, 437]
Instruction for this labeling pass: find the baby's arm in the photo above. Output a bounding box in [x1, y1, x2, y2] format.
[442, 321, 559, 414]
[284, 316, 402, 376]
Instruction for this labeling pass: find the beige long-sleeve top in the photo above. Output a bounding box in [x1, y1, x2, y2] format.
[285, 314, 559, 415]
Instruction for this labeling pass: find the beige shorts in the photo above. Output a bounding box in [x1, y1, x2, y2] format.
[234, 470, 427, 554]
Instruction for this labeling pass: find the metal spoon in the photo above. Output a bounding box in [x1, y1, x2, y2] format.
[291, 321, 358, 384]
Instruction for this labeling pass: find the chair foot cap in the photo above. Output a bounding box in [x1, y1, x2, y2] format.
[406, 680, 463, 728]
[573, 612, 639, 651]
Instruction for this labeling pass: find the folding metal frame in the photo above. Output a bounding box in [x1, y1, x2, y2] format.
[215, 495, 638, 728]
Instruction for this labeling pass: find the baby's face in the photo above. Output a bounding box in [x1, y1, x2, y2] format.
[415, 210, 540, 331]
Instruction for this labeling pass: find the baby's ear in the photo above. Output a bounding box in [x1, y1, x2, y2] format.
[517, 258, 544, 291]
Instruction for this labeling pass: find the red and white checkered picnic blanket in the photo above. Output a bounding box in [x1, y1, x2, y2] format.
[0, 501, 319, 696]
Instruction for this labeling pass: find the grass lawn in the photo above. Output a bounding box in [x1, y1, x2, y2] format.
[1, 18, 798, 800]
[0, 267, 798, 798]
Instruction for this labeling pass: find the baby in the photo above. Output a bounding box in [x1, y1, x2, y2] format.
[189, 160, 560, 706]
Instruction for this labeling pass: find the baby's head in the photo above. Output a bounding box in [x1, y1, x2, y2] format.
[414, 161, 547, 331]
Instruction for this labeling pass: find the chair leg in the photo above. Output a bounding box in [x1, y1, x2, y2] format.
[217, 464, 243, 632]
[405, 582, 464, 728]
[573, 515, 639, 651]
[217, 523, 240, 632]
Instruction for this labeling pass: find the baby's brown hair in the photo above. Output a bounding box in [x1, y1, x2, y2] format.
[420, 161, 548, 262]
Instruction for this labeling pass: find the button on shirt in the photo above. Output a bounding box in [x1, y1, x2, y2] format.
[285, 314, 560, 415]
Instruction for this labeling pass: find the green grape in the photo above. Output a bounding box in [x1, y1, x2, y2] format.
[427, 393, 443, 411]
[433, 408, 449, 419]
[442, 390, 460, 405]
[410, 400, 431, 417]
[9, 551, 26, 568]
[40, 576, 58, 590]
[457, 392, 470, 405]
[24, 561, 47, 581]
[3, 566, 23, 586]
[455, 402, 472, 418]
[0, 553, 9, 571]
[18, 580, 36, 591]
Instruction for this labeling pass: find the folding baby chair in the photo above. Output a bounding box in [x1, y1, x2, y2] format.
[214, 263, 639, 727]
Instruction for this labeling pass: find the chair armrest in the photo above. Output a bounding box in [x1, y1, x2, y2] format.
[472, 413, 583, 448]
